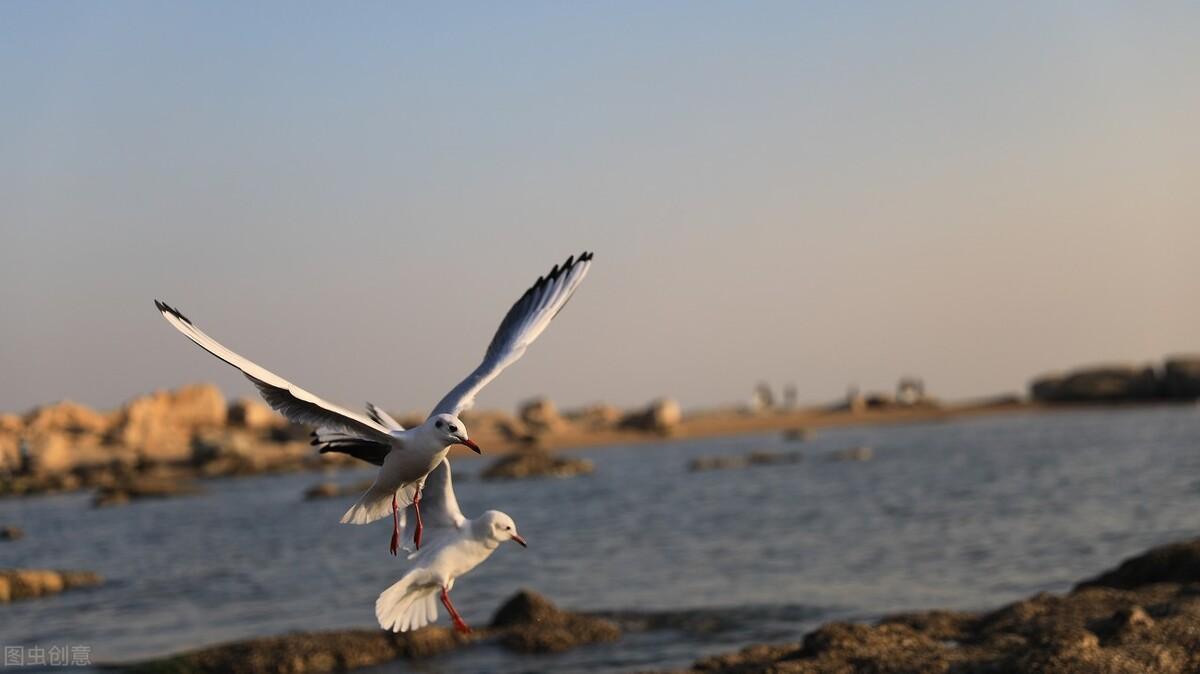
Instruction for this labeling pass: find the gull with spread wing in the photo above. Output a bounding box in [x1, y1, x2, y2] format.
[155, 251, 592, 554]
[376, 457, 525, 634]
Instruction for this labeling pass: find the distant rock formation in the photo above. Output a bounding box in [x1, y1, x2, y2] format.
[1030, 357, 1200, 403]
[620, 398, 682, 434]
[481, 449, 594, 480]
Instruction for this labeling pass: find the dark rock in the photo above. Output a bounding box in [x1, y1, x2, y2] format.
[303, 479, 374, 500]
[1031, 365, 1162, 403]
[120, 628, 467, 674]
[689, 450, 802, 472]
[491, 589, 620, 654]
[781, 427, 811, 442]
[93, 476, 202, 508]
[619, 398, 682, 434]
[481, 450, 593, 480]
[1076, 539, 1200, 590]
[672, 538, 1200, 674]
[1163, 357, 1200, 400]
[0, 525, 23, 541]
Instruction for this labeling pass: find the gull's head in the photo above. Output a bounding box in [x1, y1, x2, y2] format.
[479, 510, 526, 548]
[430, 414, 480, 453]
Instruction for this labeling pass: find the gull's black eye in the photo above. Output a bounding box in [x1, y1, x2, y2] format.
[435, 420, 443, 429]
[448, 424, 458, 432]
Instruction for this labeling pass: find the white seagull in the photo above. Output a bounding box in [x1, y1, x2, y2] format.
[155, 251, 593, 554]
[376, 457, 525, 634]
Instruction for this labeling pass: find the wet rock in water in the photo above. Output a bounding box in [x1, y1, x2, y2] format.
[671, 537, 1200, 674]
[120, 628, 468, 674]
[491, 589, 621, 654]
[688, 455, 747, 472]
[0, 525, 23, 541]
[688, 450, 803, 472]
[782, 427, 812, 442]
[825, 446, 873, 462]
[620, 398, 682, 434]
[303, 479, 375, 500]
[481, 450, 594, 480]
[93, 476, 202, 507]
[0, 569, 102, 602]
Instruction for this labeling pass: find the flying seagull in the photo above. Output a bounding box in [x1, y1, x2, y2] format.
[376, 457, 525, 634]
[155, 251, 592, 554]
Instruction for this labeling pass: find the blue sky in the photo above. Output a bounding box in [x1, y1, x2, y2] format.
[1, 2, 1198, 414]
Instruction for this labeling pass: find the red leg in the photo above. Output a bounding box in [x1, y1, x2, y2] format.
[440, 586, 471, 634]
[412, 487, 424, 550]
[389, 493, 399, 556]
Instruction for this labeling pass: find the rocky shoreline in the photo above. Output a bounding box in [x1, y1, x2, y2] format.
[102, 538, 1200, 673]
[668, 538, 1200, 674]
[3, 357, 1197, 501]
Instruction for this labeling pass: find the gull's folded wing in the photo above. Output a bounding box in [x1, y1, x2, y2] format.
[429, 252, 593, 418]
[155, 300, 393, 443]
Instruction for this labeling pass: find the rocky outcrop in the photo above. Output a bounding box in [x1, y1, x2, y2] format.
[226, 397, 281, 431]
[518, 397, 564, 433]
[108, 384, 228, 463]
[481, 450, 594, 480]
[620, 398, 682, 434]
[0, 569, 102, 602]
[675, 538, 1200, 674]
[1030, 358, 1200, 403]
[1163, 357, 1200, 399]
[491, 590, 621, 654]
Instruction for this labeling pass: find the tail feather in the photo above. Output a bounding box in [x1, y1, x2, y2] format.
[340, 483, 418, 525]
[376, 571, 439, 632]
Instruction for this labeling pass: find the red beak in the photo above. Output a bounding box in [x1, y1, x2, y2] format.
[459, 438, 482, 454]
[511, 533, 528, 547]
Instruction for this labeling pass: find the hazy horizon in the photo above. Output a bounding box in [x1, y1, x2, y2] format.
[2, 2, 1198, 415]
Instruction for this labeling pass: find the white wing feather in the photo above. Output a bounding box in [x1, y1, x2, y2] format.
[430, 252, 593, 418]
[154, 300, 393, 442]
[399, 458, 466, 554]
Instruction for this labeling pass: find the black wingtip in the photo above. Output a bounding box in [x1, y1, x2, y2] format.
[154, 299, 192, 325]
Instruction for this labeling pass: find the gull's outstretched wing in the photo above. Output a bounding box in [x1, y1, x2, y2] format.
[154, 300, 393, 443]
[429, 251, 593, 418]
[399, 458, 466, 554]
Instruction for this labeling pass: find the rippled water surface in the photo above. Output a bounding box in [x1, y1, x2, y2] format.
[3, 406, 1200, 672]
